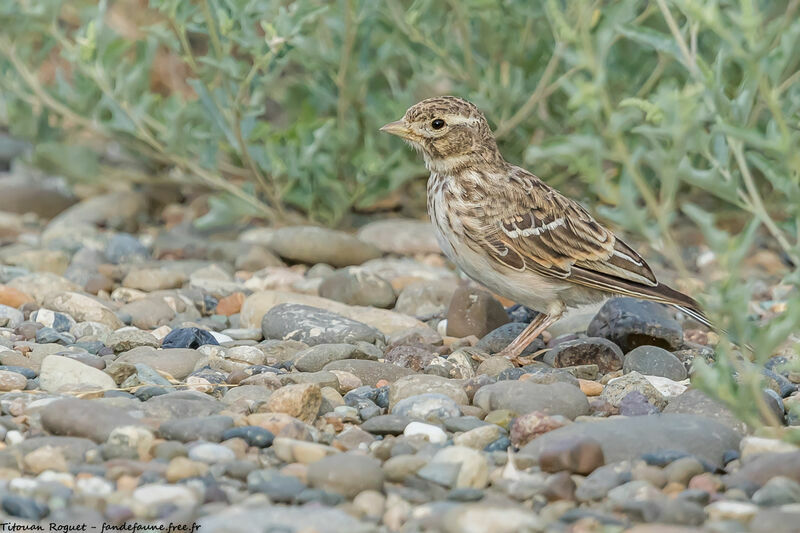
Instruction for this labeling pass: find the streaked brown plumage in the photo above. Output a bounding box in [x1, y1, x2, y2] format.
[381, 96, 709, 365]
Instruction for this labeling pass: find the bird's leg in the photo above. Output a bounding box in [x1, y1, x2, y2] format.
[497, 312, 561, 366]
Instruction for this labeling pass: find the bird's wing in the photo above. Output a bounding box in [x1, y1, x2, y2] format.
[465, 166, 661, 292]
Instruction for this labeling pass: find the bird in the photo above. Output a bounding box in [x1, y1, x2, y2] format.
[380, 95, 711, 366]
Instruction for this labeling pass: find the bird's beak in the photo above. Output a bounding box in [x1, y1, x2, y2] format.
[380, 120, 412, 139]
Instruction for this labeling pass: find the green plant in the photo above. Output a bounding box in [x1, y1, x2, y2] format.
[1, 0, 800, 432]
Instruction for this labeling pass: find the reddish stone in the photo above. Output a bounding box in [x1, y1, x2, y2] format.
[538, 435, 605, 475]
[510, 411, 569, 448]
[216, 292, 245, 316]
[0, 285, 34, 308]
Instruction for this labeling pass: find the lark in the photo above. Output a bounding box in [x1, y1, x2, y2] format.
[381, 96, 709, 365]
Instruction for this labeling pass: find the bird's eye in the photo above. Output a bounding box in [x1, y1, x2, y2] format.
[431, 119, 445, 130]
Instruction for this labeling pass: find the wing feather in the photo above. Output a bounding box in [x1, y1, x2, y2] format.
[475, 166, 659, 291]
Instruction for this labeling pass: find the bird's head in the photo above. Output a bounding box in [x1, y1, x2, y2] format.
[380, 96, 501, 173]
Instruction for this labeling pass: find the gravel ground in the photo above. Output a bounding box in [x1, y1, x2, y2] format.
[0, 167, 798, 532]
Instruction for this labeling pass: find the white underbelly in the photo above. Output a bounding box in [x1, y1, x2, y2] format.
[428, 193, 565, 312]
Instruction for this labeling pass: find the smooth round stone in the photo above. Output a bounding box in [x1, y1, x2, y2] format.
[394, 280, 458, 319]
[159, 415, 234, 443]
[446, 285, 510, 339]
[262, 304, 383, 347]
[165, 456, 209, 482]
[388, 374, 468, 409]
[444, 416, 489, 433]
[295, 488, 345, 507]
[267, 226, 381, 267]
[162, 327, 219, 349]
[538, 435, 605, 475]
[751, 476, 800, 506]
[453, 424, 502, 450]
[623, 345, 688, 381]
[264, 383, 321, 424]
[602, 371, 667, 410]
[664, 456, 706, 485]
[106, 329, 160, 352]
[74, 340, 106, 355]
[153, 441, 188, 461]
[484, 436, 511, 452]
[247, 469, 307, 503]
[0, 369, 27, 391]
[32, 309, 76, 332]
[39, 355, 115, 393]
[524, 414, 741, 469]
[132, 483, 199, 508]
[188, 442, 236, 464]
[36, 327, 74, 345]
[544, 337, 624, 373]
[509, 411, 569, 448]
[473, 381, 590, 420]
[618, 391, 660, 416]
[0, 304, 24, 329]
[57, 351, 105, 369]
[106, 233, 148, 264]
[403, 421, 447, 444]
[361, 414, 414, 435]
[382, 454, 428, 482]
[392, 393, 461, 421]
[306, 454, 384, 498]
[0, 365, 36, 379]
[587, 297, 683, 352]
[1, 494, 49, 520]
[428, 446, 489, 489]
[476, 356, 514, 377]
[475, 322, 544, 357]
[134, 386, 169, 401]
[318, 268, 396, 308]
[222, 426, 275, 448]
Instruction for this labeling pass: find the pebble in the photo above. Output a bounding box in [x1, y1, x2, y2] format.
[306, 454, 384, 498]
[587, 297, 684, 352]
[0, 369, 27, 391]
[624, 345, 688, 381]
[264, 383, 322, 423]
[510, 411, 569, 448]
[38, 355, 116, 393]
[473, 381, 590, 420]
[262, 303, 383, 346]
[187, 442, 236, 463]
[267, 226, 382, 267]
[403, 421, 448, 444]
[395, 280, 458, 319]
[474, 322, 544, 357]
[446, 285, 509, 338]
[389, 374, 469, 408]
[159, 415, 234, 443]
[222, 426, 275, 448]
[392, 393, 462, 421]
[544, 337, 624, 373]
[523, 414, 741, 468]
[318, 267, 396, 308]
[602, 371, 667, 410]
[161, 327, 219, 348]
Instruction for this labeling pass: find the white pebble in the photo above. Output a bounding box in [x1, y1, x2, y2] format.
[740, 436, 799, 458]
[403, 421, 447, 444]
[643, 375, 688, 397]
[188, 442, 236, 464]
[76, 476, 114, 497]
[5, 429, 24, 445]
